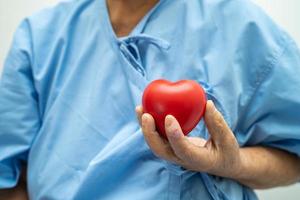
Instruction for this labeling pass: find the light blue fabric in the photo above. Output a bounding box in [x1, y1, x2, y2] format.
[1, 0, 300, 199]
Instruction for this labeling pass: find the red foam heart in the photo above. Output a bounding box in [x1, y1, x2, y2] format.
[142, 79, 206, 138]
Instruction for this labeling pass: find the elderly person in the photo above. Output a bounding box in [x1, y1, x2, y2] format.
[1, 0, 300, 199]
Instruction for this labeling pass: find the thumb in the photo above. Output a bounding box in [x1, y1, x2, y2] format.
[204, 100, 232, 145]
[165, 115, 203, 160]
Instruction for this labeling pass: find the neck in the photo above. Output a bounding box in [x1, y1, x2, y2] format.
[106, 0, 159, 37]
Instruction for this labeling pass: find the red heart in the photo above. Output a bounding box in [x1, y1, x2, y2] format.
[142, 79, 206, 138]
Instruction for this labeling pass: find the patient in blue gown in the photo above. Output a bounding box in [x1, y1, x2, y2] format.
[1, 0, 300, 199]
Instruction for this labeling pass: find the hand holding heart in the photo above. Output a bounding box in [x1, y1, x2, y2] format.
[136, 100, 242, 179]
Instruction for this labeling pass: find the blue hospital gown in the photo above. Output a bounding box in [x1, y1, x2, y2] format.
[1, 0, 300, 199]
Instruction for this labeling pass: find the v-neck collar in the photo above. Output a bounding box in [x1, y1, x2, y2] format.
[98, 0, 167, 42]
[95, 0, 172, 93]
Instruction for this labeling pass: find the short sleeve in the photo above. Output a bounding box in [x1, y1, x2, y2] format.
[237, 34, 300, 157]
[0, 19, 41, 188]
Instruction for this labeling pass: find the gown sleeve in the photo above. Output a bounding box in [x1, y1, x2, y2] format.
[237, 33, 300, 157]
[0, 19, 41, 188]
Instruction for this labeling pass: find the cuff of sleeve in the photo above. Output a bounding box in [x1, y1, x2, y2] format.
[0, 162, 20, 189]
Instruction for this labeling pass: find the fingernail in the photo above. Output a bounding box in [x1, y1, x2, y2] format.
[142, 114, 148, 123]
[165, 115, 173, 127]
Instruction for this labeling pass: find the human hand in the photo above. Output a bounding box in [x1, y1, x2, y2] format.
[136, 100, 242, 178]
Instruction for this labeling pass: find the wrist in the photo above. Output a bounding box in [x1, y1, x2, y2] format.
[234, 148, 246, 179]
[207, 148, 245, 179]
[227, 148, 248, 181]
[231, 148, 261, 188]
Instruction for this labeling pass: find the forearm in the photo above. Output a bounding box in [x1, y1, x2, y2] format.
[233, 147, 300, 189]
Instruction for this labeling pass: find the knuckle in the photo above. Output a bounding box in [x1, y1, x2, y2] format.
[223, 133, 237, 145]
[215, 114, 225, 127]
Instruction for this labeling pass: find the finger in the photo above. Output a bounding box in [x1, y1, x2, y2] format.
[165, 115, 207, 162]
[141, 113, 182, 164]
[204, 100, 234, 146]
[135, 105, 143, 126]
[187, 137, 207, 148]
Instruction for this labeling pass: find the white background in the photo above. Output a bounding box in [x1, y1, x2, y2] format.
[0, 0, 300, 199]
